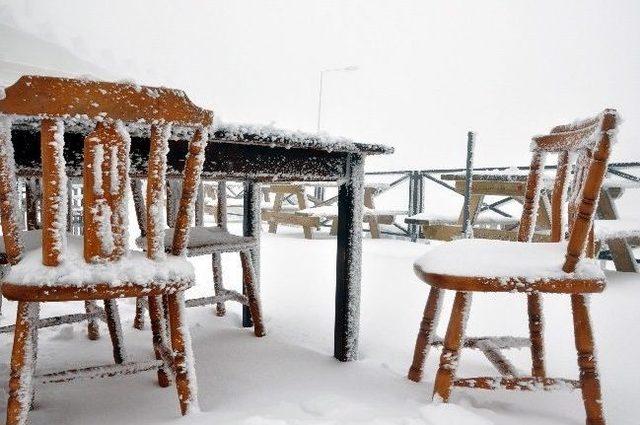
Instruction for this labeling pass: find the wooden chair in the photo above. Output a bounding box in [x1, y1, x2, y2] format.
[130, 178, 265, 336]
[0, 75, 213, 423]
[408, 109, 618, 425]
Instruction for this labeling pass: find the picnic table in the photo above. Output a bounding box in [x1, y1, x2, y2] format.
[407, 170, 553, 242]
[11, 121, 393, 361]
[262, 182, 402, 239]
[407, 169, 640, 272]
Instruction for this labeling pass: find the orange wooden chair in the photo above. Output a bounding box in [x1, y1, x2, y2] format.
[0, 75, 213, 424]
[130, 179, 265, 336]
[408, 110, 618, 425]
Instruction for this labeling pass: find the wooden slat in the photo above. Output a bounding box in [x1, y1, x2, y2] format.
[453, 376, 581, 391]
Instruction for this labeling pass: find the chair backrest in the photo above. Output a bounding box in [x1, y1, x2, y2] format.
[0, 75, 213, 266]
[517, 109, 619, 272]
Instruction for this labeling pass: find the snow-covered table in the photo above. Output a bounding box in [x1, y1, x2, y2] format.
[11, 121, 393, 362]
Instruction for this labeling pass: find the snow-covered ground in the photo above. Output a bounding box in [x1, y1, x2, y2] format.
[0, 223, 637, 425]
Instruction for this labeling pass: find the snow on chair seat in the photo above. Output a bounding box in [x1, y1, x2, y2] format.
[3, 235, 193, 296]
[414, 239, 605, 293]
[136, 226, 257, 255]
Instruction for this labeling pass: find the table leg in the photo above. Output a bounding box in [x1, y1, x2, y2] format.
[598, 189, 637, 272]
[335, 154, 364, 362]
[243, 180, 261, 327]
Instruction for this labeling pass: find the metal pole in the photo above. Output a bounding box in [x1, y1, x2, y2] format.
[316, 71, 324, 133]
[461, 131, 476, 238]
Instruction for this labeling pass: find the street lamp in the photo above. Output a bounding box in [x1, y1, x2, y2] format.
[316, 65, 359, 133]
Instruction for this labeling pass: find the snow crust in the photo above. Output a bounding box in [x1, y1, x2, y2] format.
[6, 235, 194, 286]
[407, 211, 519, 226]
[415, 238, 604, 280]
[594, 218, 640, 240]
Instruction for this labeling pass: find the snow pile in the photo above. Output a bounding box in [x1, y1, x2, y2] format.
[414, 239, 604, 280]
[6, 235, 194, 286]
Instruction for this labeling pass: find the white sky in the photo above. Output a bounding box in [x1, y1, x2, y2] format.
[1, 0, 639, 171]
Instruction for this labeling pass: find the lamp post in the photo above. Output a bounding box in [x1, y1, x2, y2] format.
[316, 65, 359, 133]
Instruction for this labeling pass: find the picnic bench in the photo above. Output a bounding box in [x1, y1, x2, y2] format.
[406, 171, 553, 242]
[263, 182, 402, 239]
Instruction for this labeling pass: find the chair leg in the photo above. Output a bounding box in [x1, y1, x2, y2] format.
[148, 296, 171, 388]
[408, 287, 443, 382]
[6, 301, 39, 425]
[29, 308, 39, 411]
[166, 292, 199, 415]
[104, 299, 126, 364]
[240, 250, 266, 337]
[433, 291, 472, 402]
[571, 294, 606, 425]
[211, 253, 226, 316]
[527, 293, 546, 378]
[133, 297, 146, 330]
[84, 300, 100, 340]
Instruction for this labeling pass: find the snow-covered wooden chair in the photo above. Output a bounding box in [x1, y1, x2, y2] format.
[131, 177, 265, 335]
[408, 109, 618, 425]
[0, 75, 212, 423]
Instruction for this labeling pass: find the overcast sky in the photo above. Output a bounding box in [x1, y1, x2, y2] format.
[1, 0, 639, 171]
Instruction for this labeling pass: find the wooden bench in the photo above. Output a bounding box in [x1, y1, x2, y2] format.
[406, 173, 553, 242]
[262, 182, 401, 239]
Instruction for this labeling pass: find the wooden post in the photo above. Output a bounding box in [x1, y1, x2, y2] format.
[217, 181, 228, 230]
[462, 131, 476, 238]
[243, 180, 261, 327]
[195, 182, 204, 227]
[335, 153, 364, 362]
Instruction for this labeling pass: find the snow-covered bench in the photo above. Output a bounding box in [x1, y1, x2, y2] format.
[262, 182, 402, 239]
[405, 211, 551, 242]
[594, 218, 640, 272]
[297, 205, 405, 238]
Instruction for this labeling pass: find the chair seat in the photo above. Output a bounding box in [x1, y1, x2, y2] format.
[414, 239, 606, 294]
[136, 226, 257, 255]
[1, 235, 194, 301]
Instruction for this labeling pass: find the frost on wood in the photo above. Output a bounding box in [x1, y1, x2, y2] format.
[0, 116, 24, 258]
[213, 121, 392, 155]
[50, 119, 69, 256]
[147, 123, 172, 260]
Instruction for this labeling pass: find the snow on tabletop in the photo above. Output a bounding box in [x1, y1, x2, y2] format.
[602, 174, 640, 189]
[213, 121, 393, 154]
[595, 218, 640, 240]
[407, 211, 519, 225]
[5, 235, 194, 287]
[415, 238, 604, 280]
[297, 205, 404, 218]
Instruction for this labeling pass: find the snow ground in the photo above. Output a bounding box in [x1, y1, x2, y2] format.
[0, 223, 638, 425]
